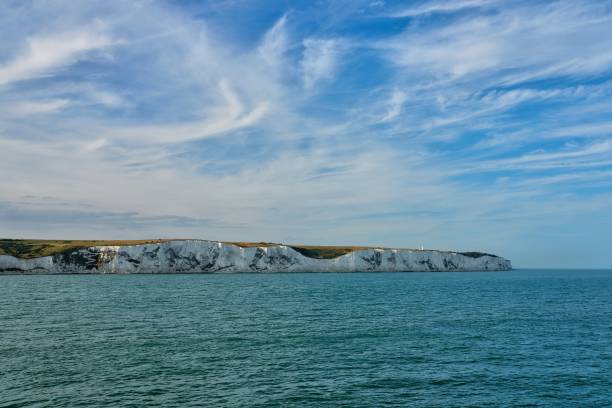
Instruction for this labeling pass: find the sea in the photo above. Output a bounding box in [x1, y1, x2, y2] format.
[1, 269, 611, 407]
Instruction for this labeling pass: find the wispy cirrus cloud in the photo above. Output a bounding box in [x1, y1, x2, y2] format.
[381, 1, 612, 87]
[258, 14, 290, 67]
[379, 89, 407, 122]
[104, 80, 270, 144]
[9, 99, 70, 116]
[0, 26, 112, 87]
[301, 38, 341, 90]
[390, 0, 498, 18]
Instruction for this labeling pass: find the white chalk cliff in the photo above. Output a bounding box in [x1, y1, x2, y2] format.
[0, 240, 511, 274]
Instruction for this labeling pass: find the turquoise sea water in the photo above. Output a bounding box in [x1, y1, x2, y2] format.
[1, 269, 611, 407]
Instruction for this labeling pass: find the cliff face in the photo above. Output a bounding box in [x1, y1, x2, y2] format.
[0, 240, 511, 274]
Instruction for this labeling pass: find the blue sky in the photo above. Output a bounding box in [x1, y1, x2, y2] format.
[1, 0, 612, 268]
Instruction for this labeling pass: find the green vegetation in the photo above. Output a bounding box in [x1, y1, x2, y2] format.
[0, 239, 172, 259]
[225, 242, 374, 259]
[0, 239, 377, 260]
[223, 241, 280, 248]
[0, 239, 497, 260]
[222, 244, 496, 259]
[459, 251, 498, 259]
[289, 245, 372, 259]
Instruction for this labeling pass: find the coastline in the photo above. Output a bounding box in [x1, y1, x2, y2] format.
[0, 239, 511, 274]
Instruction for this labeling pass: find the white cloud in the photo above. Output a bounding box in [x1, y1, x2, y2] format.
[10, 99, 70, 116]
[545, 123, 612, 140]
[258, 14, 289, 67]
[461, 140, 612, 173]
[380, 89, 407, 122]
[84, 88, 126, 108]
[106, 80, 269, 144]
[391, 0, 497, 17]
[0, 27, 112, 87]
[82, 138, 108, 153]
[302, 38, 340, 90]
[384, 1, 612, 81]
[513, 141, 612, 164]
[509, 170, 612, 188]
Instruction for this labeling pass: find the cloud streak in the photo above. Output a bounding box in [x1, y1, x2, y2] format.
[302, 38, 341, 90]
[0, 26, 112, 87]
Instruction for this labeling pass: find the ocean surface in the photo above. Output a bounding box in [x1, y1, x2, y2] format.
[1, 269, 611, 407]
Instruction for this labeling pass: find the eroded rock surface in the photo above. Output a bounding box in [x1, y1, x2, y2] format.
[0, 240, 512, 274]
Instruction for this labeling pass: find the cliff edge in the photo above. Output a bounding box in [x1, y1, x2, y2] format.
[0, 239, 511, 274]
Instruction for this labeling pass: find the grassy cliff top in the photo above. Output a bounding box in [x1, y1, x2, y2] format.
[0, 239, 172, 259]
[0, 239, 498, 260]
[227, 242, 372, 259]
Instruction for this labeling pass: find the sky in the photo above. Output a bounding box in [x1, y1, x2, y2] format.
[1, 0, 611, 268]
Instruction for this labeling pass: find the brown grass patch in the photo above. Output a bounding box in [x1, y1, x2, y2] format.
[0, 239, 495, 260]
[0, 239, 173, 259]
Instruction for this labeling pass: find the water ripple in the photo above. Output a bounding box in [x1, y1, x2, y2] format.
[1, 270, 611, 407]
